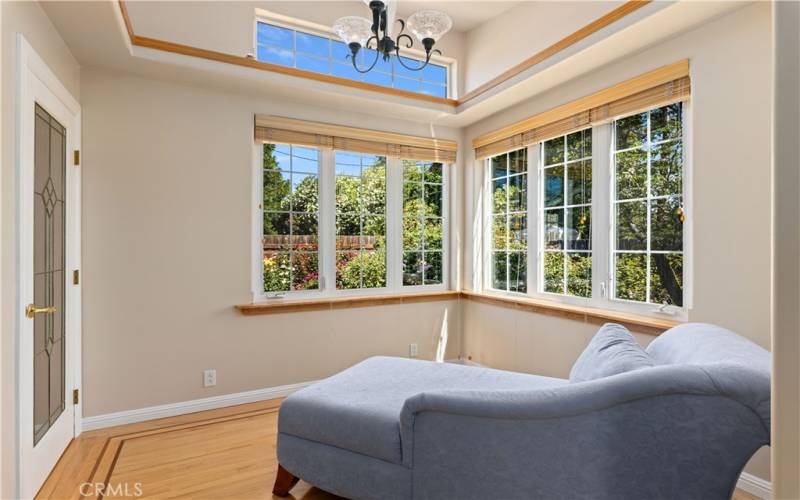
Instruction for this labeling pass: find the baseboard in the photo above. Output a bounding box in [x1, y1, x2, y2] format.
[81, 380, 317, 431]
[737, 472, 772, 499]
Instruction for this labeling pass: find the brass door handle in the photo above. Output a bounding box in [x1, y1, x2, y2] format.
[26, 304, 56, 319]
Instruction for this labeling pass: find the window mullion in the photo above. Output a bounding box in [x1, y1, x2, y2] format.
[319, 148, 336, 293]
[591, 124, 611, 306]
[527, 143, 539, 296]
[386, 157, 402, 291]
[645, 110, 652, 304]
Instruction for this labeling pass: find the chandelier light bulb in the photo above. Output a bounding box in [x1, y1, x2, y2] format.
[332, 16, 373, 47]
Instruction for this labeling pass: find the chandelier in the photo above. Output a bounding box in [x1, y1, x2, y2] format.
[332, 1, 452, 73]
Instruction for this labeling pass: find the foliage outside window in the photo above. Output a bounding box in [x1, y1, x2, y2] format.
[489, 148, 528, 293]
[256, 22, 449, 98]
[403, 160, 444, 285]
[613, 103, 684, 306]
[263, 144, 320, 292]
[335, 152, 387, 289]
[541, 129, 592, 298]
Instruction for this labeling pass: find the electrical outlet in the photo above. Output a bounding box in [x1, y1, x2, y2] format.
[409, 343, 418, 357]
[203, 369, 216, 388]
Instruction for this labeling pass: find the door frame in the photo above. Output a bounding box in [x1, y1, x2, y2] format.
[15, 34, 82, 499]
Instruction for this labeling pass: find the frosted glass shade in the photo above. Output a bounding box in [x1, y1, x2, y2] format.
[405, 10, 452, 42]
[333, 16, 373, 46]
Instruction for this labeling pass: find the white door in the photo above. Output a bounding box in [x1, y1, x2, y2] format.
[17, 35, 82, 499]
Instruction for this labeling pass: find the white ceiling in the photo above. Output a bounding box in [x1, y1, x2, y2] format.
[391, 1, 523, 32]
[40, 1, 745, 128]
[260, 1, 521, 33]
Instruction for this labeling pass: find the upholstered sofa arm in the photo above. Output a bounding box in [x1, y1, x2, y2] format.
[398, 364, 770, 499]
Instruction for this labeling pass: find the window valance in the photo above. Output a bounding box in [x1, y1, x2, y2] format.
[254, 115, 457, 163]
[473, 60, 691, 159]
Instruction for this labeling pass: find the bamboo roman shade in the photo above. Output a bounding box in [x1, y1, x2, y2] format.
[255, 115, 458, 163]
[473, 60, 691, 159]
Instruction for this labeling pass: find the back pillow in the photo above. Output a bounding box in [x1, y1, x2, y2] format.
[569, 323, 654, 383]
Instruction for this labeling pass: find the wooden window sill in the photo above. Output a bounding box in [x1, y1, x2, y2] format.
[459, 290, 680, 336]
[235, 290, 680, 335]
[235, 290, 460, 315]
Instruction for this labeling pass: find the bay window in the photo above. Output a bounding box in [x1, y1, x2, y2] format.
[484, 101, 688, 315]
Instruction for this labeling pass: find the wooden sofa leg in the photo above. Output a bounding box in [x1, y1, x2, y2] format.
[273, 464, 300, 497]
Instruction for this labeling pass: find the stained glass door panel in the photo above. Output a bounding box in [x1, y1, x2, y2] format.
[32, 103, 66, 445]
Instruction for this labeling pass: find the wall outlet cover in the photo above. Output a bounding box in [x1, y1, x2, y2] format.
[203, 369, 217, 388]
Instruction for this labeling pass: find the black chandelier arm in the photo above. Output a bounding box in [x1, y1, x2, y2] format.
[397, 33, 414, 49]
[348, 37, 381, 73]
[394, 47, 441, 71]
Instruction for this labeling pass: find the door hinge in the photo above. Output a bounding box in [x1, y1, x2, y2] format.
[73, 150, 80, 166]
[73, 389, 79, 405]
[73, 269, 80, 285]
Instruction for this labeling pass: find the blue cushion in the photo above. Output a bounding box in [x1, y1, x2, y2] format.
[279, 356, 567, 464]
[569, 323, 654, 383]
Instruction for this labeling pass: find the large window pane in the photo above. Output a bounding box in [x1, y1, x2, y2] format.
[403, 160, 445, 286]
[336, 152, 387, 289]
[488, 149, 527, 292]
[540, 130, 592, 298]
[263, 143, 319, 292]
[612, 103, 684, 305]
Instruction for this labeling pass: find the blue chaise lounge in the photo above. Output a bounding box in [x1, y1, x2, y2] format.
[273, 323, 771, 499]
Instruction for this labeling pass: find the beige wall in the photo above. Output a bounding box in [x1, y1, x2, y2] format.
[79, 68, 462, 417]
[458, 2, 772, 482]
[462, 2, 772, 348]
[461, 1, 623, 93]
[1, 1, 81, 497]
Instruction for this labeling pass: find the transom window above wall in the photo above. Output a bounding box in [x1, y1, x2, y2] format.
[255, 21, 450, 98]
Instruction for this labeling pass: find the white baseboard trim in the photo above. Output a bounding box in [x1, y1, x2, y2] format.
[81, 380, 317, 431]
[737, 472, 772, 499]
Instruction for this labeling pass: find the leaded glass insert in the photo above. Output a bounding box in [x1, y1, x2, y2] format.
[33, 103, 66, 445]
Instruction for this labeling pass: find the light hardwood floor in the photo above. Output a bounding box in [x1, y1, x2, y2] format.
[37, 398, 761, 499]
[37, 399, 339, 499]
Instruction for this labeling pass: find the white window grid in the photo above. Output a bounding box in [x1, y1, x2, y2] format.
[480, 102, 691, 319]
[539, 130, 593, 298]
[253, 142, 450, 301]
[610, 105, 685, 307]
[334, 152, 388, 291]
[402, 160, 445, 287]
[486, 149, 528, 294]
[263, 145, 321, 293]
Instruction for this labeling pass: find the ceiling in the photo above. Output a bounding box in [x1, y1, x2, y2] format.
[255, 1, 522, 33]
[374, 0, 522, 32]
[40, 1, 746, 128]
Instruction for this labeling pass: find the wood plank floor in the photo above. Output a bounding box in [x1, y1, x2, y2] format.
[37, 398, 762, 499]
[37, 399, 340, 499]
